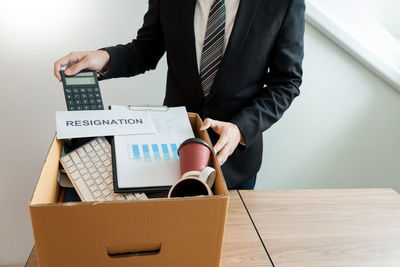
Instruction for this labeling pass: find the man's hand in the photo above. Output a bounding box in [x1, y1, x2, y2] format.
[200, 118, 242, 166]
[53, 50, 110, 81]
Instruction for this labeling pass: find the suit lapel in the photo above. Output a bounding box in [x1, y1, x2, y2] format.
[180, 0, 204, 100]
[206, 0, 261, 103]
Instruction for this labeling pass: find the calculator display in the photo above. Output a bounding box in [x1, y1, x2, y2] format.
[65, 77, 96, 85]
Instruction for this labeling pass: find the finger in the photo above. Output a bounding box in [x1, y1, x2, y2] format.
[216, 145, 230, 166]
[207, 119, 224, 134]
[213, 136, 228, 154]
[65, 58, 89, 76]
[200, 118, 213, 131]
[54, 56, 71, 81]
[54, 52, 82, 81]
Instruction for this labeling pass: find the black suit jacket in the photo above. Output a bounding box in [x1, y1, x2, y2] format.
[101, 0, 305, 188]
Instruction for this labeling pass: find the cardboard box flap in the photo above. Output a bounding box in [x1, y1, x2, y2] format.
[188, 112, 228, 196]
[31, 136, 62, 205]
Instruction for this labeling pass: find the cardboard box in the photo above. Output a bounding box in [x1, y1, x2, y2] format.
[30, 113, 229, 267]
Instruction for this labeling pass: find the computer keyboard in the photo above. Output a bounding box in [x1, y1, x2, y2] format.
[60, 137, 147, 202]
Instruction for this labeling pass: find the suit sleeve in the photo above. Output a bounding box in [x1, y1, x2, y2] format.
[230, 0, 305, 147]
[99, 0, 165, 79]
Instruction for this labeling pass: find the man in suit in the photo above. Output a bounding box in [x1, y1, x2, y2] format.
[54, 0, 305, 189]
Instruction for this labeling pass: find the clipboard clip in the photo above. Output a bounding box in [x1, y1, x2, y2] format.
[128, 105, 169, 112]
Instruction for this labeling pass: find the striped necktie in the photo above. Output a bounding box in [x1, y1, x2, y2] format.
[200, 0, 226, 97]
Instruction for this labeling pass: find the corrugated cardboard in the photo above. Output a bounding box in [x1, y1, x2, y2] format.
[30, 113, 229, 267]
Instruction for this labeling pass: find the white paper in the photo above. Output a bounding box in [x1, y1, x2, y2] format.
[111, 106, 195, 188]
[56, 110, 155, 139]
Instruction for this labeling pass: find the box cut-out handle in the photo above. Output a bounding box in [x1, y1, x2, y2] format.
[107, 243, 161, 258]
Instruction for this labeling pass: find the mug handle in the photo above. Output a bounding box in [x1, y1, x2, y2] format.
[199, 167, 216, 189]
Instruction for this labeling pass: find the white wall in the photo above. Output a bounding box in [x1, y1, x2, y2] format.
[0, 1, 166, 266]
[361, 0, 400, 39]
[256, 23, 400, 190]
[1, 1, 400, 266]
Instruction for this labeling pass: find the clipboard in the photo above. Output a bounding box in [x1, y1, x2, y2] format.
[109, 105, 195, 193]
[110, 137, 172, 193]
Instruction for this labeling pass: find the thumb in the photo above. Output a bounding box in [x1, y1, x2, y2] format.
[65, 59, 89, 76]
[200, 118, 212, 131]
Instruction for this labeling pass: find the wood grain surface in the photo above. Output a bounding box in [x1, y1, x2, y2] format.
[240, 189, 400, 267]
[220, 190, 272, 266]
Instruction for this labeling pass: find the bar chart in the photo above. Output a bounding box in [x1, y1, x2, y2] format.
[127, 143, 180, 161]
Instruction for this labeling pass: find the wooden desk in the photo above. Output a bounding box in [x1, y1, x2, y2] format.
[26, 190, 271, 267]
[220, 190, 272, 266]
[240, 189, 400, 267]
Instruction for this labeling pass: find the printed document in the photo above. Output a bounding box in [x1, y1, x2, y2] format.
[111, 106, 195, 189]
[56, 110, 155, 139]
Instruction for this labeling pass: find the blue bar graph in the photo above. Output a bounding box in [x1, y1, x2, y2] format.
[161, 144, 170, 159]
[142, 144, 150, 159]
[152, 144, 161, 159]
[132, 145, 140, 160]
[129, 143, 180, 161]
[171, 144, 179, 159]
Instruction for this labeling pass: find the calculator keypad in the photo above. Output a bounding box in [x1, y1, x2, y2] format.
[64, 87, 104, 111]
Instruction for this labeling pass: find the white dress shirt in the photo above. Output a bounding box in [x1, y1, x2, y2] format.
[194, 0, 240, 73]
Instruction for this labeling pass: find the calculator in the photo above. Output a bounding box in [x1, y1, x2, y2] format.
[60, 70, 104, 111]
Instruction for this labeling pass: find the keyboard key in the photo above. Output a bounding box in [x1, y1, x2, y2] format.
[99, 183, 107, 191]
[102, 188, 111, 196]
[98, 166, 106, 174]
[101, 172, 109, 179]
[81, 156, 90, 163]
[70, 171, 81, 180]
[76, 163, 84, 170]
[95, 161, 102, 168]
[75, 178, 94, 201]
[126, 194, 137, 200]
[89, 184, 97, 192]
[77, 148, 86, 157]
[84, 144, 93, 152]
[70, 152, 80, 164]
[92, 190, 101, 199]
[100, 154, 108, 162]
